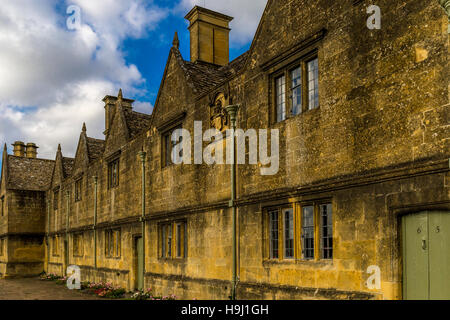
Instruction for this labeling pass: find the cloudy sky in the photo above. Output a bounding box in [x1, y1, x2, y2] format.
[0, 0, 267, 166]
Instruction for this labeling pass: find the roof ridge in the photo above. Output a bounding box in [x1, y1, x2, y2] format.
[8, 154, 55, 162]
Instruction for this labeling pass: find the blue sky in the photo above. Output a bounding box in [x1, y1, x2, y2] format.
[0, 0, 267, 170]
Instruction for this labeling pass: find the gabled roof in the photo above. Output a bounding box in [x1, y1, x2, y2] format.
[6, 155, 54, 191]
[123, 108, 152, 139]
[173, 47, 249, 97]
[62, 157, 75, 178]
[86, 137, 105, 162]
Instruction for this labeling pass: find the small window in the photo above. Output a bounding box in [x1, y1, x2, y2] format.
[161, 221, 187, 259]
[266, 202, 332, 261]
[74, 178, 82, 202]
[276, 75, 286, 122]
[320, 204, 333, 259]
[307, 58, 319, 110]
[108, 159, 120, 189]
[272, 53, 319, 122]
[284, 209, 294, 259]
[53, 190, 59, 211]
[105, 229, 121, 258]
[302, 206, 315, 260]
[269, 210, 279, 259]
[291, 67, 302, 116]
[162, 125, 183, 167]
[73, 233, 83, 257]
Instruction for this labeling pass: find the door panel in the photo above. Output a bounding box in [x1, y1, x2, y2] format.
[136, 237, 143, 290]
[402, 212, 429, 300]
[429, 212, 450, 299]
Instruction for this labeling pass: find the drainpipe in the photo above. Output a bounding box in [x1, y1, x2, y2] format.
[138, 151, 147, 290]
[46, 199, 50, 272]
[225, 104, 239, 300]
[93, 176, 98, 269]
[66, 190, 70, 273]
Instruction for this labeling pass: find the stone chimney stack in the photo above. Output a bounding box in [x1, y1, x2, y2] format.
[12, 141, 26, 157]
[25, 143, 38, 158]
[185, 6, 233, 66]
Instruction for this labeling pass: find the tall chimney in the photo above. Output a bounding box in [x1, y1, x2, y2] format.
[12, 141, 25, 157]
[185, 6, 233, 66]
[25, 143, 38, 158]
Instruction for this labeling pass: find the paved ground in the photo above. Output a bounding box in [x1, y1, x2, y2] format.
[0, 278, 103, 300]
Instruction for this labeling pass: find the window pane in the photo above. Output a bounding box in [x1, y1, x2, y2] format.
[302, 206, 314, 259]
[276, 75, 286, 122]
[307, 58, 319, 110]
[184, 222, 187, 258]
[162, 226, 166, 258]
[291, 67, 302, 115]
[284, 209, 294, 259]
[176, 223, 181, 258]
[320, 204, 333, 259]
[167, 225, 172, 258]
[269, 210, 279, 259]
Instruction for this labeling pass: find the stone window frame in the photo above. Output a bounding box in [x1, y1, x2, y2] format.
[105, 228, 121, 259]
[161, 124, 183, 169]
[74, 177, 83, 202]
[263, 200, 333, 262]
[159, 220, 187, 260]
[269, 50, 320, 124]
[72, 232, 84, 257]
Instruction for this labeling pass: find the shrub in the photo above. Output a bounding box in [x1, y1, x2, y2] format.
[39, 273, 60, 281]
[131, 289, 153, 300]
[55, 276, 68, 285]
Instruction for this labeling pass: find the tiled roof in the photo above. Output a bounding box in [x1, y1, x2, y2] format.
[123, 108, 152, 138]
[6, 155, 54, 191]
[62, 157, 75, 178]
[175, 48, 249, 97]
[86, 137, 105, 161]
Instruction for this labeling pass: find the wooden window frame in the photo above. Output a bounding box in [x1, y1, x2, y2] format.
[108, 158, 120, 189]
[264, 201, 333, 262]
[159, 220, 187, 259]
[74, 178, 82, 202]
[270, 51, 319, 124]
[105, 229, 121, 258]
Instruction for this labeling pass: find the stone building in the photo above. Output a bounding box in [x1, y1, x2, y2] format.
[1, 1, 449, 300]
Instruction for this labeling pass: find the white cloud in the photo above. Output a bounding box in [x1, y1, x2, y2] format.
[0, 0, 265, 161]
[176, 0, 267, 47]
[0, 0, 167, 159]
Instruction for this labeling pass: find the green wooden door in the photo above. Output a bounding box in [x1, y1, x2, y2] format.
[136, 237, 143, 290]
[402, 211, 450, 300]
[429, 212, 450, 299]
